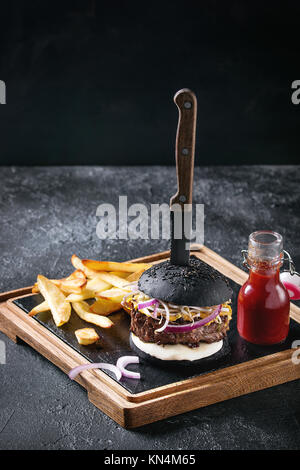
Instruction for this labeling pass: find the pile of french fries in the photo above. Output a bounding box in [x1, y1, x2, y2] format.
[30, 255, 151, 344]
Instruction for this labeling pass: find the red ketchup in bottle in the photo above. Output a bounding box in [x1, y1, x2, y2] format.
[237, 231, 290, 345]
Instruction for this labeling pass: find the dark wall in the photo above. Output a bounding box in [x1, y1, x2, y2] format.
[0, 0, 299, 166]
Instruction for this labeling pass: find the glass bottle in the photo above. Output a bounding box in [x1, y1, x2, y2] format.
[237, 230, 290, 345]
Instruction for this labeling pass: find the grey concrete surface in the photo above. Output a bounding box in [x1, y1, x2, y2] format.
[0, 165, 299, 450]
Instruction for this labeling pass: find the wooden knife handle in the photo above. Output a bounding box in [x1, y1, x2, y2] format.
[170, 88, 197, 209]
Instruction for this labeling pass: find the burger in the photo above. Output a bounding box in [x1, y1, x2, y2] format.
[122, 256, 233, 365]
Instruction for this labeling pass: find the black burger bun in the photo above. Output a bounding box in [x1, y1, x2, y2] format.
[138, 255, 232, 306]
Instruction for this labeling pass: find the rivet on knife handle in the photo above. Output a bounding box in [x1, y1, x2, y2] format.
[170, 88, 197, 209]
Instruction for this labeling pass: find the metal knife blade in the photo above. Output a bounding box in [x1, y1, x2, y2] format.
[170, 209, 192, 266]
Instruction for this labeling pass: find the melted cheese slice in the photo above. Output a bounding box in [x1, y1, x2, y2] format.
[131, 333, 223, 362]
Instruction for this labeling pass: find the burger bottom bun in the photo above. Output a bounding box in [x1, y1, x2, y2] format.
[130, 332, 230, 368]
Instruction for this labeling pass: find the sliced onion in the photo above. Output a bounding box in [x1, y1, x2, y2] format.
[190, 305, 214, 311]
[138, 299, 159, 310]
[116, 356, 141, 380]
[68, 362, 122, 381]
[136, 299, 159, 319]
[144, 304, 158, 319]
[121, 291, 133, 306]
[151, 303, 158, 318]
[155, 301, 170, 333]
[163, 305, 222, 333]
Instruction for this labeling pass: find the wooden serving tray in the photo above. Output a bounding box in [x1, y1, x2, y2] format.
[1, 244, 300, 428]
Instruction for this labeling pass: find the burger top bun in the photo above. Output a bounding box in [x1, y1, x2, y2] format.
[138, 255, 232, 306]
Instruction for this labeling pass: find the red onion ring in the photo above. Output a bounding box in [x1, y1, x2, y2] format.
[138, 299, 159, 310]
[116, 356, 140, 379]
[68, 362, 122, 381]
[163, 305, 222, 333]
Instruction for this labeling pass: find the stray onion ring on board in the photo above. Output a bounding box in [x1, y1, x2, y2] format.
[68, 356, 141, 381]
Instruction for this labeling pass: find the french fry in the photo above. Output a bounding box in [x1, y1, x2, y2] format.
[71, 254, 99, 278]
[75, 328, 99, 345]
[59, 270, 86, 292]
[82, 259, 151, 273]
[98, 287, 128, 304]
[95, 269, 146, 300]
[86, 275, 111, 293]
[65, 270, 86, 286]
[89, 298, 121, 315]
[72, 301, 114, 328]
[64, 279, 111, 301]
[126, 267, 147, 282]
[90, 272, 130, 289]
[65, 289, 96, 302]
[84, 271, 135, 295]
[32, 283, 39, 293]
[110, 271, 130, 279]
[60, 270, 86, 283]
[37, 275, 71, 327]
[28, 300, 50, 317]
[51, 281, 85, 294]
[34, 270, 86, 294]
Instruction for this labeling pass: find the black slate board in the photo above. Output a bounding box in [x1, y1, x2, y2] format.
[13, 280, 300, 395]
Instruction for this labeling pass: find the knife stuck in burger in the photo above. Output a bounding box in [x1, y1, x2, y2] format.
[122, 89, 233, 365]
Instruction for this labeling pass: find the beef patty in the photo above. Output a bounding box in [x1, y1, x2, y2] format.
[130, 309, 229, 348]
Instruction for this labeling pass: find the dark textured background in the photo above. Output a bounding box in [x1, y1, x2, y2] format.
[0, 165, 300, 450]
[1, 1, 300, 166]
